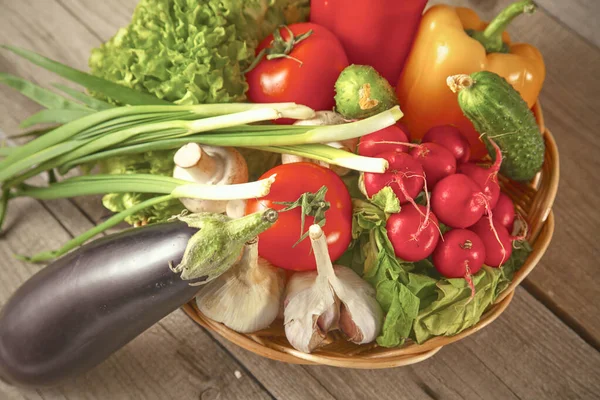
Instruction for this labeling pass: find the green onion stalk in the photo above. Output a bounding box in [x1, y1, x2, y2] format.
[0, 104, 400, 188]
[10, 174, 276, 262]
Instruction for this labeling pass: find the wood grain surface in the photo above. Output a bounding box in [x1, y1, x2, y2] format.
[1, 0, 599, 399]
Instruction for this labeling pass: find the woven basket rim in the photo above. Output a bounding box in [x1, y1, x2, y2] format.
[182, 102, 559, 368]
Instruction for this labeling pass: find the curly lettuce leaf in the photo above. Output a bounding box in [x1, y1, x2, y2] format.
[98, 150, 185, 224]
[89, 0, 308, 223]
[89, 0, 310, 105]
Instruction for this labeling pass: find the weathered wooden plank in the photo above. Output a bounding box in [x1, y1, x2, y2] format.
[57, 0, 137, 40]
[212, 288, 600, 400]
[536, 0, 600, 48]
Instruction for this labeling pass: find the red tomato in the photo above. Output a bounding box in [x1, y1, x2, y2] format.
[246, 23, 349, 115]
[245, 163, 352, 271]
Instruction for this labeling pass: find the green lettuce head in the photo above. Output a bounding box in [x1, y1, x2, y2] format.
[89, 0, 310, 104]
[90, 0, 309, 224]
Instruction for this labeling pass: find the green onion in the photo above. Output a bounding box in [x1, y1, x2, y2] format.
[0, 103, 315, 183]
[12, 173, 275, 201]
[252, 144, 388, 173]
[12, 173, 277, 262]
[17, 195, 173, 263]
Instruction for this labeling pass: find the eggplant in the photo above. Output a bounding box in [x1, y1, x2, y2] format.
[0, 221, 201, 388]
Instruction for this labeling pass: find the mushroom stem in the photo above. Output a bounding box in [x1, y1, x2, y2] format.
[174, 143, 220, 183]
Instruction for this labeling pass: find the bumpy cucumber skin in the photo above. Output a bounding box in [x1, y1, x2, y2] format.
[334, 65, 399, 119]
[458, 71, 545, 181]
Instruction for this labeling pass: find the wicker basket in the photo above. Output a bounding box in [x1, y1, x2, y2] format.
[182, 102, 559, 368]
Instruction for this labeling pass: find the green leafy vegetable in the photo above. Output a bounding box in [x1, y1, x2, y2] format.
[98, 150, 184, 225]
[340, 188, 533, 348]
[88, 0, 310, 105]
[412, 266, 500, 344]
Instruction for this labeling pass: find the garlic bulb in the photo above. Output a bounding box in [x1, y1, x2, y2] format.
[283, 224, 383, 353]
[196, 239, 285, 333]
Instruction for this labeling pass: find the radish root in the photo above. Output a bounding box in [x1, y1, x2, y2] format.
[464, 264, 476, 304]
[477, 192, 507, 267]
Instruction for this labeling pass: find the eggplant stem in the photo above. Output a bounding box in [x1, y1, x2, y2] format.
[16, 195, 172, 263]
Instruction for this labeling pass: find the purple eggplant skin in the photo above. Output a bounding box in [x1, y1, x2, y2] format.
[0, 221, 203, 388]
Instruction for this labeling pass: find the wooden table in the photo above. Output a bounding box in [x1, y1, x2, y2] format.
[1, 0, 599, 398]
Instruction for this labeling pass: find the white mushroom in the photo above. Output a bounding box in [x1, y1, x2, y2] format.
[173, 143, 248, 214]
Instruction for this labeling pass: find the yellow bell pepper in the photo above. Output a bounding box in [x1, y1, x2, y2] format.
[396, 0, 546, 159]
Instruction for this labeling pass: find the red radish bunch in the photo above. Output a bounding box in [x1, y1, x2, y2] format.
[432, 229, 486, 299]
[457, 140, 504, 209]
[362, 151, 425, 206]
[493, 193, 516, 231]
[410, 142, 457, 188]
[468, 218, 513, 268]
[358, 124, 411, 157]
[422, 125, 471, 164]
[431, 174, 493, 229]
[386, 205, 440, 262]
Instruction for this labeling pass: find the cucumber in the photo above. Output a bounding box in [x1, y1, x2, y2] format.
[449, 71, 545, 181]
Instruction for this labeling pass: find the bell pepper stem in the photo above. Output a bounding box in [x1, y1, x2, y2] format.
[470, 0, 536, 53]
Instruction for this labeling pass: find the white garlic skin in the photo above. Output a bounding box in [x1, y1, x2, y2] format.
[329, 266, 383, 344]
[196, 244, 284, 333]
[283, 225, 384, 353]
[283, 272, 337, 353]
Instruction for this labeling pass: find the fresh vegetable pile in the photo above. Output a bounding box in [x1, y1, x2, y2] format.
[0, 0, 549, 387]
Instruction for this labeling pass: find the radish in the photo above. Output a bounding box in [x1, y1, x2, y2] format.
[410, 142, 457, 188]
[386, 205, 440, 262]
[432, 229, 486, 299]
[422, 125, 471, 163]
[431, 174, 492, 229]
[397, 122, 412, 142]
[457, 139, 503, 209]
[457, 163, 501, 209]
[357, 124, 410, 157]
[493, 193, 516, 231]
[469, 218, 513, 267]
[362, 151, 424, 206]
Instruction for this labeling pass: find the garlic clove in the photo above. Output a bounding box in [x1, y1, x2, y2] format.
[196, 239, 285, 333]
[283, 271, 337, 353]
[317, 296, 340, 332]
[331, 266, 383, 344]
[283, 225, 384, 352]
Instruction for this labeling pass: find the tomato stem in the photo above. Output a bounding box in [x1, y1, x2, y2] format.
[274, 185, 330, 246]
[243, 26, 314, 74]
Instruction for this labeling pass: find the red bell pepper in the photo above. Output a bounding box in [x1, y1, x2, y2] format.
[310, 0, 428, 84]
